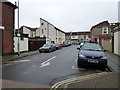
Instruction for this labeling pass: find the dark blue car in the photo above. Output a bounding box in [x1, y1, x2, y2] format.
[77, 43, 107, 70]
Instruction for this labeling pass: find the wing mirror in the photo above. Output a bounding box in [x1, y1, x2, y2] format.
[77, 47, 80, 50]
[80, 45, 82, 48]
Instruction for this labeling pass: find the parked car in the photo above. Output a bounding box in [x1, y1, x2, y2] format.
[62, 42, 71, 47]
[54, 43, 62, 50]
[79, 42, 84, 48]
[77, 43, 107, 70]
[39, 43, 56, 53]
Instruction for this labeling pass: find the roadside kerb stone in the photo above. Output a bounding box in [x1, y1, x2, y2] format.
[50, 72, 118, 89]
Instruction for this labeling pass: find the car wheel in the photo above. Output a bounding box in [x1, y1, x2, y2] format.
[101, 67, 106, 71]
[48, 49, 51, 52]
[55, 48, 56, 51]
[39, 50, 41, 53]
[77, 60, 83, 68]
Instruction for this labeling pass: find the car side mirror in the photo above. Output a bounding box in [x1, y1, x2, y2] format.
[77, 47, 80, 50]
[80, 45, 82, 48]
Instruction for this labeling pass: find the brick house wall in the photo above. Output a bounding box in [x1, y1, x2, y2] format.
[0, 2, 17, 55]
[0, 2, 2, 26]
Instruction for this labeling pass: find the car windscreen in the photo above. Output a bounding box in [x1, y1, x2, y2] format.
[55, 43, 59, 45]
[43, 44, 51, 47]
[81, 43, 102, 51]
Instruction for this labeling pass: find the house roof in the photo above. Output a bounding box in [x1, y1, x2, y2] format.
[90, 21, 110, 31]
[54, 27, 65, 33]
[40, 18, 65, 33]
[0, 0, 18, 9]
[65, 31, 90, 35]
[40, 18, 55, 27]
[0, 0, 9, 2]
[22, 26, 38, 31]
[15, 26, 38, 33]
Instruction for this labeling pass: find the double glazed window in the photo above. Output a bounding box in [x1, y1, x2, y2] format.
[42, 29, 44, 34]
[102, 27, 108, 34]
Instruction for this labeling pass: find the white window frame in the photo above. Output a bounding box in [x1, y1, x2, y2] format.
[42, 29, 44, 34]
[102, 27, 108, 34]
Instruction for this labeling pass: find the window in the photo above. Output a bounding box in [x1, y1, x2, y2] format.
[42, 29, 44, 34]
[102, 27, 108, 34]
[56, 30, 57, 36]
[21, 37, 24, 41]
[41, 23, 44, 25]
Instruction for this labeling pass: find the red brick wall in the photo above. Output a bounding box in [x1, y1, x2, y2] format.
[2, 2, 15, 54]
[0, 2, 2, 26]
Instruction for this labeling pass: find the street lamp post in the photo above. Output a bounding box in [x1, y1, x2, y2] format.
[17, 0, 20, 56]
[70, 31, 72, 44]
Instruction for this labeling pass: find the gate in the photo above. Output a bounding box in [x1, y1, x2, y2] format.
[28, 38, 46, 51]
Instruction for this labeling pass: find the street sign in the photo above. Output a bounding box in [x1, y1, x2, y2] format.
[0, 26, 5, 30]
[17, 33, 21, 37]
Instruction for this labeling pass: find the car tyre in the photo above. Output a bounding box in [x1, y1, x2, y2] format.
[101, 67, 106, 71]
[48, 49, 51, 52]
[77, 60, 83, 68]
[39, 50, 41, 53]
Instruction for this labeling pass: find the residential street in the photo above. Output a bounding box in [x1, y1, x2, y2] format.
[2, 45, 111, 86]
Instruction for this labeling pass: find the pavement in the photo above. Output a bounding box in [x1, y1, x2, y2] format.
[2, 79, 50, 88]
[1, 49, 120, 89]
[2, 50, 39, 62]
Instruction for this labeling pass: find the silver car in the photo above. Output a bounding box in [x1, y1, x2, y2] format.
[39, 43, 56, 53]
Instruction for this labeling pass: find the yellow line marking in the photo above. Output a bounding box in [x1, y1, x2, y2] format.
[50, 72, 110, 90]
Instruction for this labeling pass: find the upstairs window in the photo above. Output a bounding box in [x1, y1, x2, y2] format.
[102, 27, 108, 34]
[42, 29, 44, 34]
[41, 23, 44, 25]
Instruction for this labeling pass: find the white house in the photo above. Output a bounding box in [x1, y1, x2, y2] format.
[14, 25, 39, 53]
[65, 32, 90, 44]
[36, 18, 65, 43]
[18, 26, 38, 38]
[113, 23, 120, 56]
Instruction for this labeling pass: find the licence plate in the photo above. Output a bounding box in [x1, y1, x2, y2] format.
[88, 60, 98, 63]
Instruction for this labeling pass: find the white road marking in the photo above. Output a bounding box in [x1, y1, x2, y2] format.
[41, 56, 56, 65]
[72, 65, 78, 70]
[3, 63, 13, 66]
[14, 60, 30, 63]
[75, 59, 77, 62]
[40, 62, 50, 68]
[40, 56, 56, 68]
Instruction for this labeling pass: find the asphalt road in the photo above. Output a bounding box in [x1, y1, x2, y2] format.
[2, 45, 107, 86]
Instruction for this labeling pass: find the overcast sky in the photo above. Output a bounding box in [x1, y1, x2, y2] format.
[9, 0, 119, 32]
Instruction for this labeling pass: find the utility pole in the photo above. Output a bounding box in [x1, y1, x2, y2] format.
[70, 31, 72, 44]
[17, 0, 20, 56]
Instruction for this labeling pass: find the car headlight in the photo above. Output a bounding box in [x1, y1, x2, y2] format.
[101, 56, 107, 59]
[79, 54, 85, 57]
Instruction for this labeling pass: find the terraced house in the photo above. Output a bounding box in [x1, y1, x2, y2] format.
[65, 31, 90, 44]
[112, 23, 120, 56]
[90, 21, 114, 53]
[36, 18, 65, 44]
